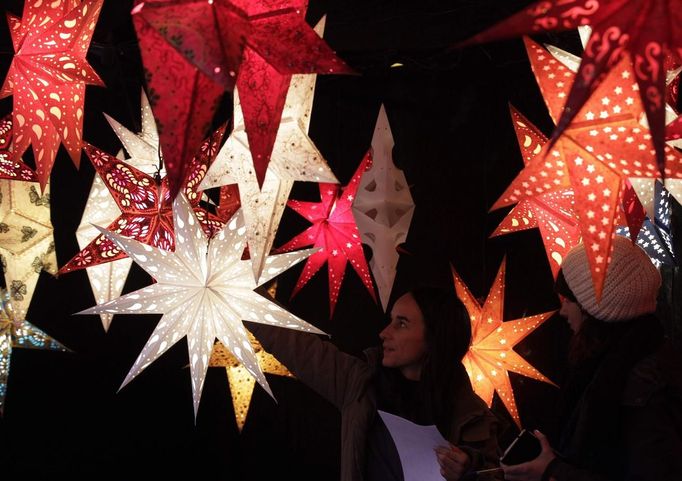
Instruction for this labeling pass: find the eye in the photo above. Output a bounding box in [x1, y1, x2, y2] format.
[398, 319, 407, 328]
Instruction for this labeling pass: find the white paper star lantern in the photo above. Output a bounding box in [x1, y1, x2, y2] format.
[352, 105, 414, 310]
[80, 195, 323, 416]
[200, 17, 338, 283]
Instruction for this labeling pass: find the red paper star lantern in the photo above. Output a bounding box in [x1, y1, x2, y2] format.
[277, 151, 376, 317]
[452, 259, 556, 428]
[0, 0, 104, 189]
[0, 115, 36, 182]
[132, 0, 353, 198]
[493, 39, 682, 298]
[460, 0, 682, 177]
[58, 126, 226, 274]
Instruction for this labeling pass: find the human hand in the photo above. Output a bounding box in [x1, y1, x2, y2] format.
[502, 430, 556, 481]
[434, 444, 471, 480]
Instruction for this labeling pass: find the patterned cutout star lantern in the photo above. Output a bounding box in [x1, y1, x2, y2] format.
[80, 195, 323, 416]
[59, 125, 226, 276]
[74, 90, 164, 331]
[452, 259, 556, 428]
[0, 180, 56, 322]
[459, 0, 682, 177]
[0, 0, 105, 189]
[132, 0, 353, 198]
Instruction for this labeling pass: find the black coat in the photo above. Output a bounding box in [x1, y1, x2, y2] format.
[545, 316, 682, 481]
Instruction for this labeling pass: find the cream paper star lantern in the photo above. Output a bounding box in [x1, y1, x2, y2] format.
[209, 335, 293, 431]
[352, 104, 414, 310]
[80, 195, 323, 416]
[0, 180, 56, 321]
[76, 90, 161, 331]
[200, 17, 338, 283]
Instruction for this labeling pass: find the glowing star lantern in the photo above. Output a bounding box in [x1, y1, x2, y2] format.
[59, 126, 226, 275]
[0, 289, 66, 415]
[209, 335, 293, 431]
[0, 115, 38, 182]
[201, 17, 338, 283]
[80, 195, 323, 416]
[459, 0, 682, 177]
[495, 38, 682, 299]
[490, 106, 581, 278]
[75, 91, 166, 331]
[451, 259, 556, 428]
[352, 105, 415, 310]
[0, 0, 105, 189]
[132, 0, 353, 198]
[0, 180, 56, 321]
[616, 181, 676, 268]
[277, 152, 377, 317]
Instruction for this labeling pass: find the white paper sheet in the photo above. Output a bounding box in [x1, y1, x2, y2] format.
[378, 410, 448, 481]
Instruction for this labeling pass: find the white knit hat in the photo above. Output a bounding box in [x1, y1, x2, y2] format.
[560, 236, 661, 322]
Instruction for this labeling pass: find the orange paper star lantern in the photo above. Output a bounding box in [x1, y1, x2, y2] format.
[452, 259, 556, 428]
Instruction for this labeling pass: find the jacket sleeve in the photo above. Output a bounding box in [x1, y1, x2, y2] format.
[247, 323, 371, 409]
[459, 412, 504, 480]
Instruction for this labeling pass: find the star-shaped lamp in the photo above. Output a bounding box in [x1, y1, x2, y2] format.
[200, 17, 339, 284]
[490, 106, 581, 278]
[459, 0, 682, 177]
[0, 0, 105, 189]
[0, 289, 66, 415]
[0, 115, 38, 182]
[277, 152, 377, 317]
[452, 259, 556, 428]
[0, 180, 56, 322]
[59, 125, 226, 276]
[80, 195, 323, 416]
[75, 90, 166, 331]
[352, 104, 415, 311]
[616, 180, 676, 268]
[133, 0, 353, 198]
[209, 335, 293, 431]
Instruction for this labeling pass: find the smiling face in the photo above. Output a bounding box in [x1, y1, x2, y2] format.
[379, 292, 428, 380]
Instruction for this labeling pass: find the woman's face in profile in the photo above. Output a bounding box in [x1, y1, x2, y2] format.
[379, 292, 428, 380]
[559, 297, 586, 333]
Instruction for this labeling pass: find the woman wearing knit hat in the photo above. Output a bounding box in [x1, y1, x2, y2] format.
[503, 236, 682, 481]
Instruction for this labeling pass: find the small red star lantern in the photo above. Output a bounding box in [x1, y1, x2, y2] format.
[0, 0, 105, 190]
[459, 0, 682, 177]
[452, 259, 556, 428]
[277, 151, 376, 317]
[58, 126, 226, 274]
[132, 0, 353, 198]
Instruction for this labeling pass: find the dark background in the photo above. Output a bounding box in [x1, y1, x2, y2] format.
[0, 1, 678, 479]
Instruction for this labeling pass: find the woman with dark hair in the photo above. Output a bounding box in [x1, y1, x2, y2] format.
[248, 286, 501, 481]
[502, 236, 682, 481]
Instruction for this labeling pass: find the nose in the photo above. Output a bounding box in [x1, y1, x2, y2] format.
[379, 324, 390, 341]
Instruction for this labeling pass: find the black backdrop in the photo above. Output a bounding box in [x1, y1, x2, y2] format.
[2, 1, 674, 479]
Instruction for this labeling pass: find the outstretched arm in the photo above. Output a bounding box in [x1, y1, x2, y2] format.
[247, 322, 371, 409]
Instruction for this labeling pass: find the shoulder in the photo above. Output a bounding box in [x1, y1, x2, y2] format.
[622, 341, 682, 407]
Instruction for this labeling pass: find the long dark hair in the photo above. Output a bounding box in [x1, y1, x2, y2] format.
[411, 286, 473, 432]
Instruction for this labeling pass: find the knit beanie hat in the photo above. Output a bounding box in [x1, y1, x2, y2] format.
[559, 236, 661, 322]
